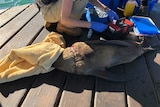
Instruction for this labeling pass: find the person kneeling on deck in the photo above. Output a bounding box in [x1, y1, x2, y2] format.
[34, 0, 119, 37]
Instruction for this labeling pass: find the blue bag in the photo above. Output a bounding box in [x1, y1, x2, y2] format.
[130, 16, 160, 35]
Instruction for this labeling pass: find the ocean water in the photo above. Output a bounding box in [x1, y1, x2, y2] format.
[0, 0, 34, 10]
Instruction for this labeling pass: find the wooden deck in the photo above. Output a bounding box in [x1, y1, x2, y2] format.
[0, 3, 160, 107]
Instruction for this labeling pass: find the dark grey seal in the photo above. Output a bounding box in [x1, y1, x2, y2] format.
[52, 40, 155, 82]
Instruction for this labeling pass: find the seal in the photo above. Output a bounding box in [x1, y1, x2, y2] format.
[52, 40, 155, 82]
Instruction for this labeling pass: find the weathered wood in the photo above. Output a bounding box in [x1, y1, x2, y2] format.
[155, 84, 160, 104]
[1, 3, 160, 107]
[95, 66, 126, 107]
[149, 3, 160, 29]
[0, 76, 36, 107]
[21, 70, 67, 107]
[0, 4, 30, 28]
[32, 28, 50, 44]
[0, 4, 43, 107]
[143, 35, 160, 82]
[0, 8, 7, 15]
[143, 35, 160, 104]
[59, 74, 95, 107]
[142, 1, 160, 83]
[0, 4, 39, 48]
[0, 13, 44, 60]
[145, 50, 160, 83]
[125, 56, 159, 107]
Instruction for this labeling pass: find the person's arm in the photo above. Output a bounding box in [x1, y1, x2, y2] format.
[60, 0, 107, 32]
[60, 0, 91, 29]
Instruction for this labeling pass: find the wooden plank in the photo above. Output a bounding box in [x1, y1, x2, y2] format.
[0, 5, 44, 107]
[0, 8, 7, 15]
[21, 70, 67, 107]
[143, 36, 160, 47]
[95, 80, 126, 107]
[0, 75, 36, 107]
[158, 34, 160, 40]
[143, 35, 160, 83]
[0, 4, 39, 48]
[155, 84, 160, 103]
[94, 66, 126, 107]
[145, 51, 160, 84]
[59, 74, 95, 107]
[32, 28, 50, 44]
[149, 3, 160, 43]
[125, 56, 159, 107]
[0, 4, 30, 27]
[149, 3, 160, 29]
[143, 35, 160, 103]
[0, 13, 44, 60]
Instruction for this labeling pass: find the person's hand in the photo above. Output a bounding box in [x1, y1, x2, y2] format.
[107, 9, 119, 23]
[90, 21, 107, 32]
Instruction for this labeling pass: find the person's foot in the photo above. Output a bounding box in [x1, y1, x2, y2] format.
[56, 23, 82, 36]
[44, 21, 51, 28]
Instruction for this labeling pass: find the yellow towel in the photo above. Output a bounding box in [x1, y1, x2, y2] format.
[0, 32, 65, 84]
